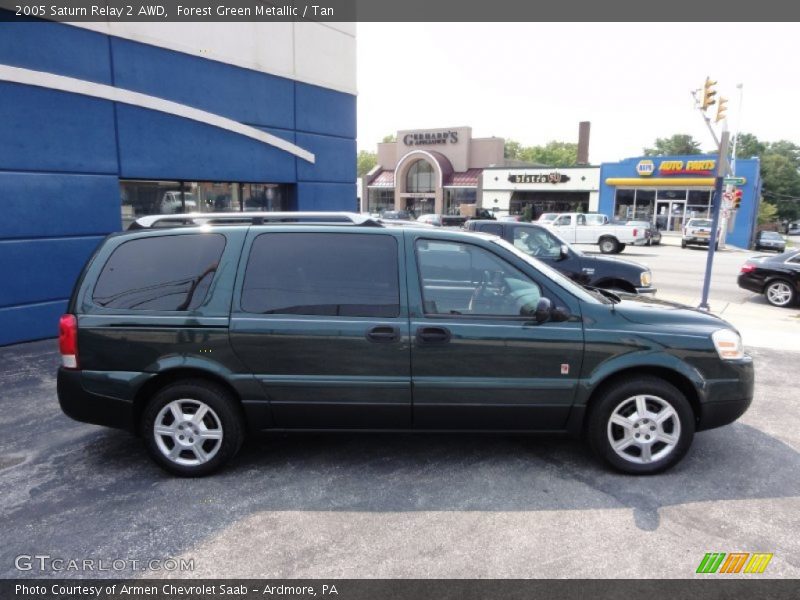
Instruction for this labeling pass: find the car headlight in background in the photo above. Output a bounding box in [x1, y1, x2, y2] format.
[712, 329, 744, 360]
[640, 270, 652, 287]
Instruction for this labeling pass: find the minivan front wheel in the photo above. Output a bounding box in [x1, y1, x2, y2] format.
[587, 377, 695, 474]
[142, 380, 244, 476]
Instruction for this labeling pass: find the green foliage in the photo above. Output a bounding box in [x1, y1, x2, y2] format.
[503, 139, 578, 166]
[521, 205, 534, 222]
[643, 134, 703, 156]
[734, 133, 800, 222]
[381, 134, 397, 143]
[757, 200, 778, 225]
[357, 150, 377, 177]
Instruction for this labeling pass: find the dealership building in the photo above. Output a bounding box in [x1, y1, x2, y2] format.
[0, 20, 356, 345]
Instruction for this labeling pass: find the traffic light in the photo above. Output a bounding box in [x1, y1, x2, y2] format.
[701, 76, 717, 110]
[732, 189, 743, 210]
[715, 96, 728, 123]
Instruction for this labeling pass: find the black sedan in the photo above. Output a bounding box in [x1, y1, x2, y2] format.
[754, 230, 787, 253]
[738, 249, 800, 307]
[464, 220, 655, 294]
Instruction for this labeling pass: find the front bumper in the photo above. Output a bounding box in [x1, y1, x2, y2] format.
[636, 286, 657, 294]
[57, 368, 136, 432]
[696, 357, 754, 431]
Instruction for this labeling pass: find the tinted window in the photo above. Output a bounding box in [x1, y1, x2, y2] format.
[415, 239, 542, 317]
[241, 233, 400, 317]
[93, 234, 225, 310]
[477, 223, 503, 236]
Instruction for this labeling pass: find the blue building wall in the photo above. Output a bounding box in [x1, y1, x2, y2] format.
[598, 155, 760, 250]
[0, 21, 356, 345]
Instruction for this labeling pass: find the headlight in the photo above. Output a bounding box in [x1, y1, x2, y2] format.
[712, 329, 744, 360]
[640, 270, 652, 287]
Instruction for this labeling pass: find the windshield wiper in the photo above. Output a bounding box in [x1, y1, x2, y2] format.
[582, 285, 621, 304]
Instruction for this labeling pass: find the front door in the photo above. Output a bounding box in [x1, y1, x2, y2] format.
[230, 229, 411, 429]
[656, 201, 686, 232]
[407, 234, 584, 430]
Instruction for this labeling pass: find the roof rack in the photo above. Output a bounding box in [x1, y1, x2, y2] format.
[127, 212, 382, 230]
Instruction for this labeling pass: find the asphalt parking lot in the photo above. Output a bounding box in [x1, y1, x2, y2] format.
[2, 335, 799, 579]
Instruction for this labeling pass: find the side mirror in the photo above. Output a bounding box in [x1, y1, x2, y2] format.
[559, 244, 570, 261]
[533, 297, 552, 324]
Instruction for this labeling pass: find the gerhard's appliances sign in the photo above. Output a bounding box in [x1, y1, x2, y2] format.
[403, 130, 459, 146]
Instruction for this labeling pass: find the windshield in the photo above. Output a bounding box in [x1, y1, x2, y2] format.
[689, 219, 712, 228]
[491, 238, 604, 304]
[538, 213, 558, 223]
[762, 231, 782, 239]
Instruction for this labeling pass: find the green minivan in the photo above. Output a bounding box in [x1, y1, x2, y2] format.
[58, 214, 753, 476]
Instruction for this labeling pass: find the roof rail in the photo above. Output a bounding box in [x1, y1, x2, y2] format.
[127, 212, 383, 230]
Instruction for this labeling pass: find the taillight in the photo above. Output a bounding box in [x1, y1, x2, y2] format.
[632, 228, 638, 237]
[740, 263, 756, 274]
[59, 314, 79, 369]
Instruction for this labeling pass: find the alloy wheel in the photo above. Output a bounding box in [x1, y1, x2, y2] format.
[153, 399, 223, 466]
[606, 395, 681, 465]
[766, 282, 793, 307]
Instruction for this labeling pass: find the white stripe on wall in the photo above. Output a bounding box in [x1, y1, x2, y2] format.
[0, 64, 315, 163]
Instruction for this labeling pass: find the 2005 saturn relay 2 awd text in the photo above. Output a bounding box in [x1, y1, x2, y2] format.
[58, 213, 753, 476]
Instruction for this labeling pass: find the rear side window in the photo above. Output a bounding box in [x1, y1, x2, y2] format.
[241, 233, 400, 317]
[92, 234, 225, 310]
[477, 223, 503, 236]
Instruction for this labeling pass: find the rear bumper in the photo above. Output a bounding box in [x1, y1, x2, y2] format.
[57, 368, 135, 432]
[737, 274, 763, 294]
[684, 236, 712, 245]
[631, 238, 648, 246]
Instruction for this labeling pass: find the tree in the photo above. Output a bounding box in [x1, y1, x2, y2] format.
[504, 140, 523, 160]
[643, 134, 702, 156]
[357, 150, 377, 177]
[381, 134, 397, 143]
[503, 140, 578, 166]
[757, 200, 778, 226]
[733, 132, 766, 159]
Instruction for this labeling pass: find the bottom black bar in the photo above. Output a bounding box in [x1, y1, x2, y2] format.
[2, 579, 799, 600]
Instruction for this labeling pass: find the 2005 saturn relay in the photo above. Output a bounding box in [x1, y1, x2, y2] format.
[57, 213, 753, 476]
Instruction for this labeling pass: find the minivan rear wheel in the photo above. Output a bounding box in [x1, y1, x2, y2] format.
[142, 380, 244, 476]
[587, 377, 695, 474]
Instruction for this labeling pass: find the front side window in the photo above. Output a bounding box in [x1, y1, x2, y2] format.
[241, 233, 400, 317]
[513, 227, 562, 259]
[93, 234, 225, 310]
[554, 215, 572, 226]
[415, 240, 542, 317]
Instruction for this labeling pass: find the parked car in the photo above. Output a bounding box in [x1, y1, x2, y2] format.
[626, 220, 661, 246]
[545, 212, 648, 254]
[441, 215, 468, 228]
[58, 212, 752, 476]
[464, 220, 655, 294]
[788, 222, 800, 235]
[753, 230, 786, 253]
[381, 210, 412, 221]
[498, 215, 523, 222]
[537, 213, 559, 225]
[682, 218, 719, 249]
[158, 191, 197, 214]
[738, 249, 800, 307]
[417, 214, 443, 226]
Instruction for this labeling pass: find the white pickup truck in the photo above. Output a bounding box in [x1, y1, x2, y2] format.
[542, 212, 648, 254]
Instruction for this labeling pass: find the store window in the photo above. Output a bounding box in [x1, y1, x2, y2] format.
[120, 181, 291, 228]
[367, 189, 395, 215]
[614, 189, 635, 221]
[406, 160, 435, 193]
[633, 190, 655, 221]
[444, 188, 477, 215]
[687, 190, 712, 219]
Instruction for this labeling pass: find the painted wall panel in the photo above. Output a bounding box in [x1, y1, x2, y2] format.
[295, 81, 356, 138]
[296, 133, 356, 183]
[0, 300, 67, 346]
[0, 237, 105, 308]
[0, 173, 120, 238]
[110, 37, 294, 129]
[294, 23, 356, 94]
[0, 83, 118, 173]
[0, 20, 112, 84]
[116, 106, 298, 182]
[296, 182, 357, 212]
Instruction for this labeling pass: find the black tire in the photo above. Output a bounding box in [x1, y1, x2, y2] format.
[141, 379, 245, 476]
[587, 376, 695, 475]
[681, 240, 687, 248]
[616, 244, 626, 253]
[599, 237, 619, 254]
[764, 279, 797, 308]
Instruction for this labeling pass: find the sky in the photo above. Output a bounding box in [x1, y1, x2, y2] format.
[356, 23, 800, 163]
